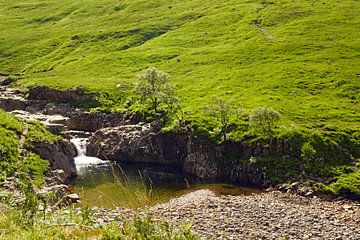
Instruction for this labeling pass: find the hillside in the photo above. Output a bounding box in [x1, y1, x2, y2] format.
[1, 1, 360, 238]
[0, 0, 359, 132]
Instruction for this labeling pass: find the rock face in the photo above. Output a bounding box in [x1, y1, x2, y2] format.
[0, 97, 28, 111]
[0, 87, 28, 111]
[86, 124, 179, 165]
[67, 111, 140, 132]
[0, 75, 14, 86]
[29, 139, 78, 180]
[28, 86, 99, 105]
[86, 124, 270, 184]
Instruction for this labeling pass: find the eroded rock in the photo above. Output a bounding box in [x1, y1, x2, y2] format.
[67, 111, 140, 132]
[28, 86, 99, 105]
[29, 139, 77, 180]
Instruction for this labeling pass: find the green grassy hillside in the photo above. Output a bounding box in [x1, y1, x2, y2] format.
[0, 109, 60, 183]
[1, 0, 359, 131]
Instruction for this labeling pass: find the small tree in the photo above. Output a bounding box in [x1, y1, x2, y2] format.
[135, 67, 170, 112]
[160, 85, 186, 127]
[250, 107, 280, 140]
[206, 97, 242, 142]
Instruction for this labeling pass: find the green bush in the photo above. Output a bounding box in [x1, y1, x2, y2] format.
[301, 142, 316, 162]
[102, 211, 198, 240]
[328, 170, 360, 199]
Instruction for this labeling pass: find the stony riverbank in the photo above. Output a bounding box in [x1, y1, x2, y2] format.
[90, 190, 360, 240]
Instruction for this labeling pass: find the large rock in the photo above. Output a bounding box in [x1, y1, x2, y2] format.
[29, 139, 77, 180]
[0, 75, 14, 86]
[28, 86, 99, 105]
[67, 111, 139, 132]
[87, 124, 221, 179]
[0, 87, 28, 111]
[0, 97, 28, 111]
[86, 124, 178, 164]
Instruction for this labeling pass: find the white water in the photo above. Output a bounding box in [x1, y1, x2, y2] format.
[70, 137, 107, 175]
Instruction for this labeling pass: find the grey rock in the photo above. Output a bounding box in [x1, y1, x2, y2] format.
[29, 139, 77, 180]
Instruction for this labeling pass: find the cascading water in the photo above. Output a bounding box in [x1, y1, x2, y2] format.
[70, 136, 107, 175]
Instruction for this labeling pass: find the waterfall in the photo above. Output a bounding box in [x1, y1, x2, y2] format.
[70, 137, 107, 175]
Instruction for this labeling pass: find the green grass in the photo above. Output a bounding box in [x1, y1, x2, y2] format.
[1, 0, 360, 199]
[0, 207, 198, 240]
[0, 110, 60, 182]
[0, 0, 359, 131]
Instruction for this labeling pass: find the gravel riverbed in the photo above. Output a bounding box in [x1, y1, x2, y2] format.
[92, 190, 360, 240]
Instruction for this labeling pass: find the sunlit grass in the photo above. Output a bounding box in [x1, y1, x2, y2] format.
[0, 0, 359, 132]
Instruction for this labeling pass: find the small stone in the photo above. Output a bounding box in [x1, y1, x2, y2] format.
[67, 193, 80, 202]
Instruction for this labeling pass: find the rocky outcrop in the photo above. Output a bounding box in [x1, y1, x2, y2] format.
[28, 86, 99, 105]
[67, 111, 140, 132]
[86, 124, 271, 183]
[0, 97, 28, 111]
[0, 75, 14, 86]
[29, 139, 77, 180]
[86, 124, 179, 164]
[0, 87, 28, 111]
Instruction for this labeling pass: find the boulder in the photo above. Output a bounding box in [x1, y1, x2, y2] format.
[45, 169, 68, 186]
[29, 139, 77, 180]
[86, 124, 176, 164]
[67, 193, 80, 203]
[0, 97, 28, 111]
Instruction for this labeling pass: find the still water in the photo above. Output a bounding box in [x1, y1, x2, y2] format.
[70, 137, 262, 209]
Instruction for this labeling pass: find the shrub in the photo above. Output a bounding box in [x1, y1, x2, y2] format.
[250, 107, 280, 139]
[301, 142, 317, 162]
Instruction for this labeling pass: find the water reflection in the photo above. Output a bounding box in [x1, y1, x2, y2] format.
[71, 162, 262, 208]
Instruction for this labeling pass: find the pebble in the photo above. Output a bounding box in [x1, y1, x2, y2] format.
[89, 190, 360, 239]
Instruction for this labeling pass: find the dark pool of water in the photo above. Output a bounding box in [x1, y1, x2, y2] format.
[71, 162, 262, 208]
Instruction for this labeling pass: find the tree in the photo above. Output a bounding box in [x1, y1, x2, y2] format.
[160, 85, 186, 127]
[135, 67, 170, 112]
[250, 107, 280, 140]
[206, 97, 242, 142]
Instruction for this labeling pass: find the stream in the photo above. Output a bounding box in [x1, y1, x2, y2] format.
[69, 133, 262, 208]
[0, 86, 261, 208]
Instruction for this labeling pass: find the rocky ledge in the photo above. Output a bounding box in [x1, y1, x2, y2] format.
[90, 190, 360, 240]
[86, 123, 274, 184]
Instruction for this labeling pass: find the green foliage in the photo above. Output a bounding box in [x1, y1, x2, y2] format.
[0, 0, 358, 134]
[135, 67, 171, 113]
[102, 211, 198, 240]
[327, 169, 360, 199]
[80, 203, 93, 225]
[250, 107, 280, 138]
[20, 153, 48, 185]
[0, 130, 19, 179]
[161, 85, 186, 128]
[0, 110, 55, 183]
[14, 180, 39, 227]
[0, 110, 21, 180]
[205, 97, 242, 142]
[25, 121, 62, 146]
[0, 207, 199, 240]
[301, 142, 317, 162]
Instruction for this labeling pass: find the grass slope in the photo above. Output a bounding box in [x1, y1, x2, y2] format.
[0, 0, 359, 131]
[0, 109, 59, 182]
